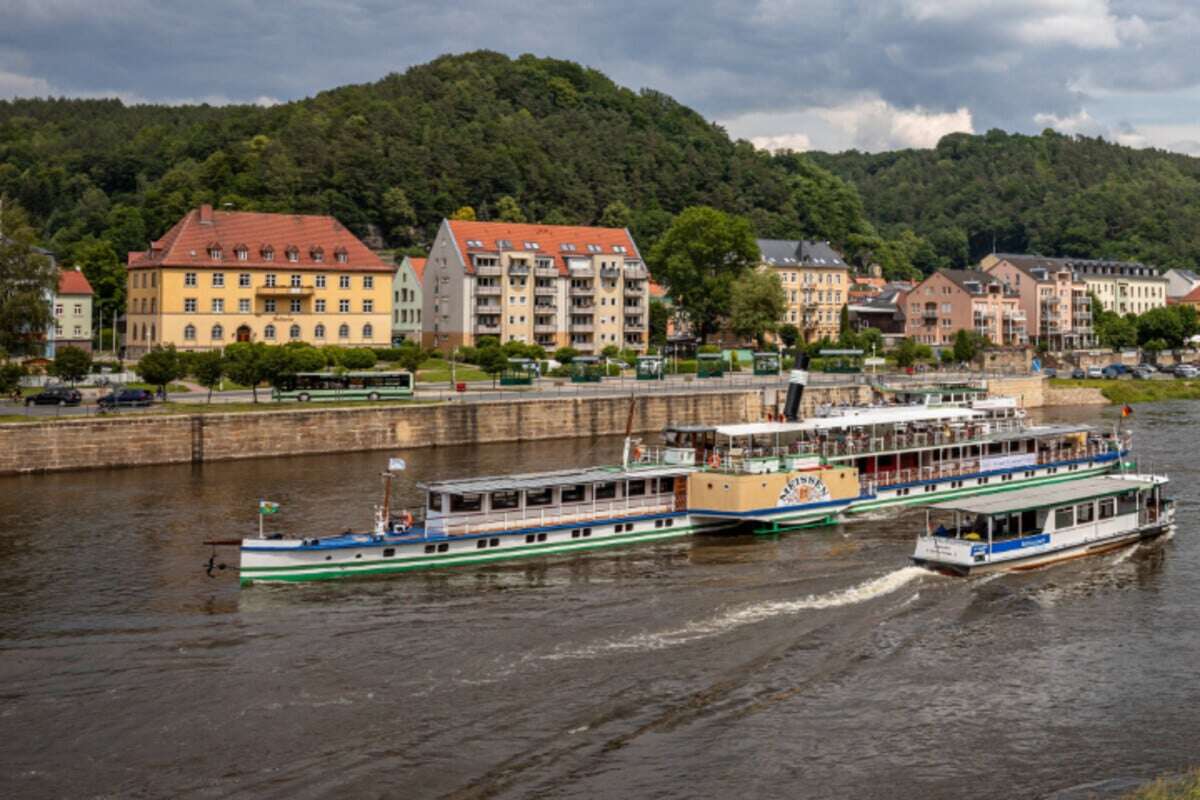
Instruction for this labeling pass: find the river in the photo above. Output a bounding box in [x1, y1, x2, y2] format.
[1, 403, 1197, 799]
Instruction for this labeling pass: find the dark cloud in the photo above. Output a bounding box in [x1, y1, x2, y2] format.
[2, 1, 1199, 151]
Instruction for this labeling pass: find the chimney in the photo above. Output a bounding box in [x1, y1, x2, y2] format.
[199, 204, 214, 224]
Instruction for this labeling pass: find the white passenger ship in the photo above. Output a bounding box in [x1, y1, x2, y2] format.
[228, 371, 1130, 584]
[912, 474, 1173, 574]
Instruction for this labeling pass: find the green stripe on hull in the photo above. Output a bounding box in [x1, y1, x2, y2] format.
[241, 523, 720, 585]
[847, 466, 1112, 514]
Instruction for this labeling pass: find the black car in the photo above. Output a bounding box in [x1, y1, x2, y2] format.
[98, 388, 154, 408]
[1071, 367, 1086, 379]
[25, 386, 82, 406]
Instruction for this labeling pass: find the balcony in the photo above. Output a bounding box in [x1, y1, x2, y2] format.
[624, 303, 643, 313]
[476, 284, 501, 296]
[568, 268, 595, 279]
[569, 284, 595, 296]
[474, 263, 501, 277]
[475, 322, 501, 335]
[625, 319, 646, 331]
[507, 262, 530, 276]
[600, 265, 620, 279]
[534, 284, 557, 295]
[534, 302, 557, 312]
[624, 281, 646, 294]
[256, 285, 314, 297]
[535, 264, 559, 278]
[534, 323, 557, 334]
[624, 263, 649, 279]
[570, 322, 594, 332]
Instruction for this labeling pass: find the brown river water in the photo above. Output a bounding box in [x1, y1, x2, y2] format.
[0, 404, 1197, 799]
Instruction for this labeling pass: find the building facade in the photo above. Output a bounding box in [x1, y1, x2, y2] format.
[51, 268, 94, 354]
[391, 256, 425, 344]
[125, 205, 391, 355]
[1164, 268, 1200, 300]
[757, 239, 850, 342]
[903, 270, 1027, 347]
[981, 254, 1093, 349]
[422, 220, 648, 353]
[981, 253, 1167, 316]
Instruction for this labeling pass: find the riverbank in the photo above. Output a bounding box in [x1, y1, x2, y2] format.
[1049, 377, 1200, 405]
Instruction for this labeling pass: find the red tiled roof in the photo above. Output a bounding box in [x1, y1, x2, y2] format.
[128, 205, 390, 273]
[1181, 285, 1200, 304]
[57, 269, 93, 295]
[410, 257, 427, 283]
[446, 220, 639, 276]
[649, 281, 667, 298]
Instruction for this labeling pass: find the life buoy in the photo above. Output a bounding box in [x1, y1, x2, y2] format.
[708, 453, 721, 469]
[632, 446, 643, 462]
[402, 510, 414, 529]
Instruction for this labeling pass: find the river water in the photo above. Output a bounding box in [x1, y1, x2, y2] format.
[1, 404, 1197, 799]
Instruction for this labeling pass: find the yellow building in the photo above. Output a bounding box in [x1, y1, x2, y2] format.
[757, 239, 850, 342]
[125, 205, 392, 355]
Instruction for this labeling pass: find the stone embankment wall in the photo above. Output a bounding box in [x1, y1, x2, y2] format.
[1044, 387, 1108, 406]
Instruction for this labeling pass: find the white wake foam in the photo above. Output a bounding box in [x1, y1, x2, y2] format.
[546, 566, 929, 659]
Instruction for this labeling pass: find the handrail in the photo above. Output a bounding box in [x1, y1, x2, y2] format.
[425, 495, 675, 537]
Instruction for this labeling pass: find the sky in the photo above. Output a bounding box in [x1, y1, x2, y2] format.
[3, 0, 1200, 155]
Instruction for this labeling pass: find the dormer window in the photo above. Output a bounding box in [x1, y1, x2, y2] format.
[334, 246, 348, 264]
[496, 239, 512, 249]
[524, 241, 540, 250]
[466, 239, 484, 248]
[286, 246, 299, 263]
[560, 243, 577, 252]
[586, 244, 601, 253]
[208, 244, 223, 261]
[310, 246, 325, 263]
[261, 245, 275, 262]
[613, 245, 627, 254]
[234, 244, 249, 261]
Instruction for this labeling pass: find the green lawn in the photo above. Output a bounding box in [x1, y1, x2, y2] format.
[1123, 769, 1200, 799]
[1049, 377, 1200, 404]
[416, 358, 490, 383]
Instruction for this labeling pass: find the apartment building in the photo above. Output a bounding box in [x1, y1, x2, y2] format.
[391, 256, 425, 343]
[125, 204, 392, 355]
[981, 253, 1167, 316]
[757, 239, 849, 342]
[422, 220, 648, 353]
[903, 270, 1027, 347]
[982, 254, 1094, 349]
[51, 268, 94, 354]
[1164, 268, 1200, 300]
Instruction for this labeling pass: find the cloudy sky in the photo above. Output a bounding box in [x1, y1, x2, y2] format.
[3, 0, 1200, 154]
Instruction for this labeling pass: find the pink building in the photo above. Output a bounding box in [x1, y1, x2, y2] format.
[981, 254, 1094, 348]
[903, 270, 1027, 347]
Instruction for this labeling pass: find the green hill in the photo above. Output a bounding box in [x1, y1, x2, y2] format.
[808, 129, 1200, 269]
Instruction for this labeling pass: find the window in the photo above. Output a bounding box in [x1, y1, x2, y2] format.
[491, 490, 519, 510]
[211, 324, 223, 340]
[184, 272, 197, 287]
[239, 273, 251, 288]
[363, 299, 374, 313]
[383, 548, 395, 558]
[314, 323, 326, 339]
[1055, 506, 1075, 529]
[212, 298, 224, 313]
[315, 274, 326, 289]
[262, 246, 274, 262]
[287, 247, 299, 263]
[338, 323, 349, 339]
[212, 273, 225, 287]
[73, 325, 81, 336]
[428, 493, 442, 511]
[1076, 502, 1095, 524]
[561, 484, 586, 503]
[239, 298, 251, 313]
[362, 323, 373, 339]
[594, 482, 617, 500]
[526, 487, 553, 506]
[290, 299, 302, 313]
[208, 246, 222, 261]
[363, 276, 374, 289]
[450, 493, 483, 513]
[336, 249, 348, 264]
[288, 274, 301, 288]
[1099, 498, 1116, 519]
[627, 479, 646, 497]
[289, 324, 301, 339]
[236, 247, 248, 261]
[339, 299, 350, 313]
[315, 299, 326, 313]
[311, 247, 324, 263]
[339, 275, 351, 289]
[265, 274, 277, 288]
[183, 324, 196, 340]
[265, 299, 277, 313]
[184, 298, 197, 313]
[73, 303, 82, 315]
[264, 324, 276, 340]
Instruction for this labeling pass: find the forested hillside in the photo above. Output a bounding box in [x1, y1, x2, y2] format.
[808, 130, 1200, 269]
[0, 50, 881, 310]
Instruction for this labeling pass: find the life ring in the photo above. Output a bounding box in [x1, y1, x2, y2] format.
[401, 510, 414, 530]
[707, 453, 721, 469]
[632, 446, 643, 462]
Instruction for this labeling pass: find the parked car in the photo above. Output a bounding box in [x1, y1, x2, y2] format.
[1071, 367, 1086, 379]
[1101, 365, 1126, 379]
[97, 388, 155, 408]
[1106, 363, 1130, 375]
[24, 386, 82, 406]
[1132, 366, 1155, 380]
[1086, 366, 1104, 379]
[1175, 364, 1200, 379]
[1042, 367, 1057, 378]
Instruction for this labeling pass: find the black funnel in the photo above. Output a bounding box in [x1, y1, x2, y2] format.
[783, 354, 810, 422]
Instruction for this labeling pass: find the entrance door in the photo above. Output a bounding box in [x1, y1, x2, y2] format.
[236, 325, 251, 343]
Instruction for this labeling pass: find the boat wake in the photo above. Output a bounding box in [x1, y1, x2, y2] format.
[545, 566, 930, 659]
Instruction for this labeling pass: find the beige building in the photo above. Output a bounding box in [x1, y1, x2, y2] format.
[981, 253, 1166, 317]
[981, 254, 1094, 348]
[757, 239, 849, 342]
[391, 256, 425, 344]
[423, 220, 648, 353]
[51, 268, 94, 354]
[903, 270, 1027, 347]
[125, 205, 392, 355]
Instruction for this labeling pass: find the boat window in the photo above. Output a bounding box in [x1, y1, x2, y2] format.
[1076, 502, 1095, 524]
[594, 481, 617, 500]
[450, 493, 483, 513]
[525, 534, 536, 543]
[491, 490, 519, 510]
[437, 543, 448, 553]
[656, 477, 676, 494]
[627, 479, 646, 497]
[1021, 509, 1037, 532]
[537, 533, 547, 542]
[383, 548, 395, 558]
[477, 539, 488, 549]
[490, 538, 500, 547]
[1117, 492, 1138, 516]
[428, 492, 442, 511]
[425, 545, 436, 554]
[561, 484, 586, 503]
[1099, 498, 1116, 519]
[1055, 506, 1075, 529]
[526, 487, 554, 506]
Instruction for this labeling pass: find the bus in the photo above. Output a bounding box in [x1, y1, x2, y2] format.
[272, 371, 414, 402]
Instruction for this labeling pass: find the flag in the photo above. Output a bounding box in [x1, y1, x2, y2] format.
[258, 500, 280, 515]
[1122, 404, 1133, 417]
[388, 457, 407, 472]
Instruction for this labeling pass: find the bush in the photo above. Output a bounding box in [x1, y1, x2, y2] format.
[50, 345, 92, 384]
[339, 348, 377, 370]
[669, 359, 698, 374]
[697, 344, 721, 354]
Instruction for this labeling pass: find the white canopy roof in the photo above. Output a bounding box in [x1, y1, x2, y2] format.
[713, 406, 982, 438]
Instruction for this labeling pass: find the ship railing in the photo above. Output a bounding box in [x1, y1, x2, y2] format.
[424, 496, 677, 537]
[865, 445, 1110, 490]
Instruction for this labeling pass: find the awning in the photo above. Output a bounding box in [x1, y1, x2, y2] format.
[930, 476, 1157, 515]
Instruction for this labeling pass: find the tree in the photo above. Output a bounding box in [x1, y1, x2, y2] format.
[450, 206, 477, 221]
[222, 342, 269, 402]
[729, 269, 786, 348]
[599, 201, 633, 229]
[339, 348, 377, 369]
[952, 329, 986, 363]
[190, 350, 224, 403]
[476, 344, 508, 387]
[649, 299, 669, 346]
[0, 361, 25, 400]
[50, 345, 92, 385]
[553, 347, 579, 363]
[136, 345, 184, 399]
[495, 195, 526, 223]
[0, 203, 57, 356]
[778, 323, 800, 349]
[893, 338, 921, 368]
[381, 187, 416, 242]
[648, 206, 759, 342]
